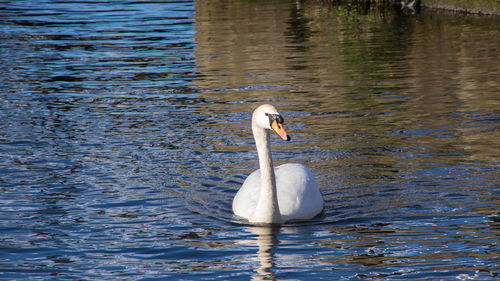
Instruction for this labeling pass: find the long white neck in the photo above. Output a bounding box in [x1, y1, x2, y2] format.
[250, 120, 283, 224]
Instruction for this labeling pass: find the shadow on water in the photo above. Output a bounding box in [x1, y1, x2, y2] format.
[0, 0, 499, 279]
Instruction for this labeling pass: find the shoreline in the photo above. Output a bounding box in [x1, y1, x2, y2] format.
[317, 0, 500, 15]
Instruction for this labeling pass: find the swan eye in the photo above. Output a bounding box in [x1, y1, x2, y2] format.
[265, 113, 284, 126]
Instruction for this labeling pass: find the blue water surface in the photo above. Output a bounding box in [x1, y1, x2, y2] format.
[1, 0, 499, 280]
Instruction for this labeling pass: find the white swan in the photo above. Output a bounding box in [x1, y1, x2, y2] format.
[232, 104, 323, 224]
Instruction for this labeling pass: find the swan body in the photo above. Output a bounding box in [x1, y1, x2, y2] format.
[233, 163, 323, 223]
[232, 104, 323, 224]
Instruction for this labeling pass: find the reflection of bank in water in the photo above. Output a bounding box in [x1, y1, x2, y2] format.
[193, 0, 500, 167]
[193, 0, 298, 97]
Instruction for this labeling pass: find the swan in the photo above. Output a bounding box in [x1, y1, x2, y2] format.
[232, 104, 323, 224]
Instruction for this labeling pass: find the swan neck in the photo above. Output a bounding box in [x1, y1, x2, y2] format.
[251, 122, 283, 224]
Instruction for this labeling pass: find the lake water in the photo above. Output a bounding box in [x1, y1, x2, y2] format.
[1, 0, 499, 279]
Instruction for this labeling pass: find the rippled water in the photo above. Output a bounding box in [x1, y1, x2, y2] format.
[1, 0, 499, 279]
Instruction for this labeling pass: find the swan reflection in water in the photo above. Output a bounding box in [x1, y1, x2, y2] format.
[249, 226, 280, 281]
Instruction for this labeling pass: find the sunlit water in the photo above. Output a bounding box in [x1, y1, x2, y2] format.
[1, 0, 499, 279]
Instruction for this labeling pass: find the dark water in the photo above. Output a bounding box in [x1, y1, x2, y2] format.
[1, 0, 499, 279]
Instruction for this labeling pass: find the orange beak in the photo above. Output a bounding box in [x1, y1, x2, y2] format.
[271, 120, 291, 141]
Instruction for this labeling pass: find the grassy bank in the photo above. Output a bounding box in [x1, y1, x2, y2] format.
[422, 0, 500, 15]
[318, 0, 500, 15]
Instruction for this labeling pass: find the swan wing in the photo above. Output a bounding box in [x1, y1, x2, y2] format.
[275, 163, 323, 221]
[232, 169, 260, 220]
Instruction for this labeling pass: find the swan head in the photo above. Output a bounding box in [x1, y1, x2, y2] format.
[253, 104, 291, 141]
